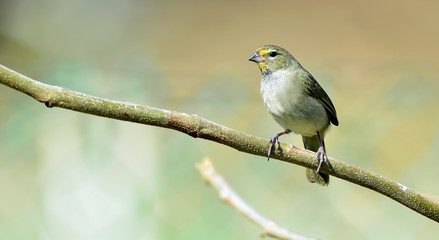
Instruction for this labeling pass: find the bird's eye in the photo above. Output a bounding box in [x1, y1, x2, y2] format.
[269, 51, 278, 57]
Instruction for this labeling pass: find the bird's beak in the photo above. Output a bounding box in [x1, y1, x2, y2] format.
[248, 51, 264, 63]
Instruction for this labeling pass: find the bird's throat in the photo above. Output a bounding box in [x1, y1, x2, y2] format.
[257, 62, 268, 73]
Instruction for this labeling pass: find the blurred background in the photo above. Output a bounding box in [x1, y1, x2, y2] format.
[1, 0, 439, 239]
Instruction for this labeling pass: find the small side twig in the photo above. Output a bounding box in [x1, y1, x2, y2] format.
[196, 158, 318, 240]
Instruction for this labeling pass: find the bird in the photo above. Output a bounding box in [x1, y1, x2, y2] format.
[249, 45, 338, 186]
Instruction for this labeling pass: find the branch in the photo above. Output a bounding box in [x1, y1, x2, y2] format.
[1, 64, 438, 223]
[196, 158, 317, 240]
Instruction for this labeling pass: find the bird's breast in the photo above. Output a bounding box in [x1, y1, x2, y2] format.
[260, 72, 329, 137]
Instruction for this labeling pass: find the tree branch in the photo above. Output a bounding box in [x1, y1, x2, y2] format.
[1, 64, 438, 223]
[196, 158, 317, 240]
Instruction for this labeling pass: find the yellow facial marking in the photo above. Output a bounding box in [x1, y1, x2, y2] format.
[257, 62, 267, 72]
[258, 49, 268, 56]
[256, 49, 269, 71]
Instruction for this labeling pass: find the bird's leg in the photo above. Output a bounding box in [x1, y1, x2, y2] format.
[268, 130, 291, 161]
[315, 131, 328, 174]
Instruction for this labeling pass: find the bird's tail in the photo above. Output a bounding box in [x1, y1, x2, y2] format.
[302, 135, 330, 186]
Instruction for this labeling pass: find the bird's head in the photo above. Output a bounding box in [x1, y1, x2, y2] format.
[248, 45, 296, 74]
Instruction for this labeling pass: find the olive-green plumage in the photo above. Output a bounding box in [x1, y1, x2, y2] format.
[249, 45, 338, 186]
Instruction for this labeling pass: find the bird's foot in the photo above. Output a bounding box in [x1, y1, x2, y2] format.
[267, 136, 280, 161]
[267, 130, 291, 161]
[315, 146, 328, 174]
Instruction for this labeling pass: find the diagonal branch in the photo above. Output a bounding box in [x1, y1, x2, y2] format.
[196, 158, 317, 240]
[1, 64, 438, 223]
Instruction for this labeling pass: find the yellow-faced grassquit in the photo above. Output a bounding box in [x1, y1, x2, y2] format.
[249, 45, 339, 186]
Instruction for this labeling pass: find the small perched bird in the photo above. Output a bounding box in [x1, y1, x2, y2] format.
[249, 45, 338, 186]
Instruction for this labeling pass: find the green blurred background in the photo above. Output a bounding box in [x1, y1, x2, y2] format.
[1, 0, 439, 239]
